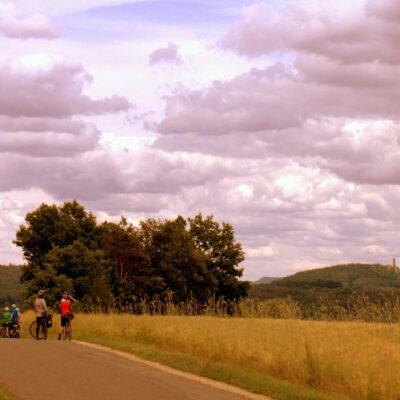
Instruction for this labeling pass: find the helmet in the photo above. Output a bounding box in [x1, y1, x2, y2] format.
[11, 304, 16, 309]
[4, 307, 9, 311]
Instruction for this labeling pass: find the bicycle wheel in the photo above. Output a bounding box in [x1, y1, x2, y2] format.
[30, 321, 40, 339]
[29, 321, 46, 340]
[66, 322, 72, 341]
[63, 321, 71, 341]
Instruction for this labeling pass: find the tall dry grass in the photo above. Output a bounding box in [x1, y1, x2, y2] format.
[82, 295, 400, 323]
[71, 314, 400, 400]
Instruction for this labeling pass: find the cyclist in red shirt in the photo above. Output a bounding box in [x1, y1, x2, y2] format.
[58, 292, 76, 341]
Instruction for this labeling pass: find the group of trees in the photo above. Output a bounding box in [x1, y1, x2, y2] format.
[15, 201, 249, 310]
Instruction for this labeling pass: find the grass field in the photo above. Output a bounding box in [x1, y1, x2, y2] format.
[19, 312, 400, 400]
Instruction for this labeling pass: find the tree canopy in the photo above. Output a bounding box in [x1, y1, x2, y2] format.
[14, 201, 249, 310]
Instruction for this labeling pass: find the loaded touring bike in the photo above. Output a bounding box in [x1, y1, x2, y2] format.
[29, 314, 52, 340]
[62, 312, 74, 341]
[2, 323, 20, 338]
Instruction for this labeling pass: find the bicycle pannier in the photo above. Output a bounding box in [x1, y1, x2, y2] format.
[46, 314, 53, 328]
[66, 312, 75, 321]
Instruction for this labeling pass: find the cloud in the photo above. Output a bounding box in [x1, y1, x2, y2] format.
[0, 122, 100, 157]
[366, 0, 400, 21]
[149, 43, 182, 66]
[0, 148, 236, 201]
[363, 245, 387, 256]
[246, 245, 274, 258]
[220, 1, 400, 65]
[0, 60, 132, 118]
[0, 3, 58, 39]
[3, 0, 400, 280]
[157, 58, 400, 136]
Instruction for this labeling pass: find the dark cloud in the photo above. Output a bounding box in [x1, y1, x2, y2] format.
[0, 124, 100, 157]
[0, 61, 131, 118]
[149, 42, 182, 66]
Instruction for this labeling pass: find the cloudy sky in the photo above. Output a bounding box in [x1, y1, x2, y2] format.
[1, 0, 399, 279]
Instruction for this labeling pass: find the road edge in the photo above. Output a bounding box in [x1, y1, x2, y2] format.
[73, 340, 273, 400]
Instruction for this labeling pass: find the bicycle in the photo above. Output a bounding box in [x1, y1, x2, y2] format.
[29, 314, 51, 340]
[9, 324, 20, 339]
[1, 324, 10, 338]
[62, 313, 74, 341]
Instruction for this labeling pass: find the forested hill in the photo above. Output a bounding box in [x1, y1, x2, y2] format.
[253, 277, 280, 284]
[275, 263, 400, 290]
[0, 265, 23, 307]
[250, 264, 400, 301]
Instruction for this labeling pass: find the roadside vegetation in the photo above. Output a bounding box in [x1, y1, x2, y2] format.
[0, 384, 14, 400]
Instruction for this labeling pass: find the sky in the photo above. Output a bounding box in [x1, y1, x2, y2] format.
[1, 0, 399, 279]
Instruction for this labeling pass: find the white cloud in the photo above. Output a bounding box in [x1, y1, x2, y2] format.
[363, 245, 387, 256]
[0, 3, 58, 39]
[246, 246, 274, 258]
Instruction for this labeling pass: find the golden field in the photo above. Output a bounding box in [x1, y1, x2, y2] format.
[40, 313, 400, 400]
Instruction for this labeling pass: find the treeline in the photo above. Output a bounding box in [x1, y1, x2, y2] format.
[0, 265, 22, 308]
[250, 278, 400, 321]
[15, 201, 249, 311]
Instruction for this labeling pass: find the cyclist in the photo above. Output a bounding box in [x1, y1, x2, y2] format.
[2, 307, 11, 337]
[33, 290, 47, 339]
[58, 292, 76, 341]
[10, 304, 19, 337]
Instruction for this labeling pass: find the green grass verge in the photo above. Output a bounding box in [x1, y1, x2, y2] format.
[0, 383, 15, 400]
[74, 333, 349, 400]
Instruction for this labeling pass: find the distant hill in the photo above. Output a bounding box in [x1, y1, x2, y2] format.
[0, 265, 23, 308]
[253, 277, 280, 284]
[275, 263, 400, 290]
[250, 263, 400, 301]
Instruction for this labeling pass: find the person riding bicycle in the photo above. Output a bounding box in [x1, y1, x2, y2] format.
[58, 291, 76, 341]
[10, 304, 19, 336]
[33, 290, 47, 340]
[2, 307, 11, 337]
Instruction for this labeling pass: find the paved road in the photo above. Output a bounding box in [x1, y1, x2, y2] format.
[0, 339, 248, 400]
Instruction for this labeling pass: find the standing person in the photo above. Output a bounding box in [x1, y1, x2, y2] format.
[10, 304, 19, 337]
[16, 307, 22, 333]
[2, 307, 11, 337]
[33, 290, 47, 340]
[58, 292, 76, 341]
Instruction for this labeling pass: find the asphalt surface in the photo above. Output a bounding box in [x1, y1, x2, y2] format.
[0, 339, 248, 400]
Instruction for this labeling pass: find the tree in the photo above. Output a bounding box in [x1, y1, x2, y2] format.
[102, 217, 147, 283]
[188, 213, 249, 300]
[149, 216, 217, 303]
[44, 241, 113, 310]
[14, 201, 112, 310]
